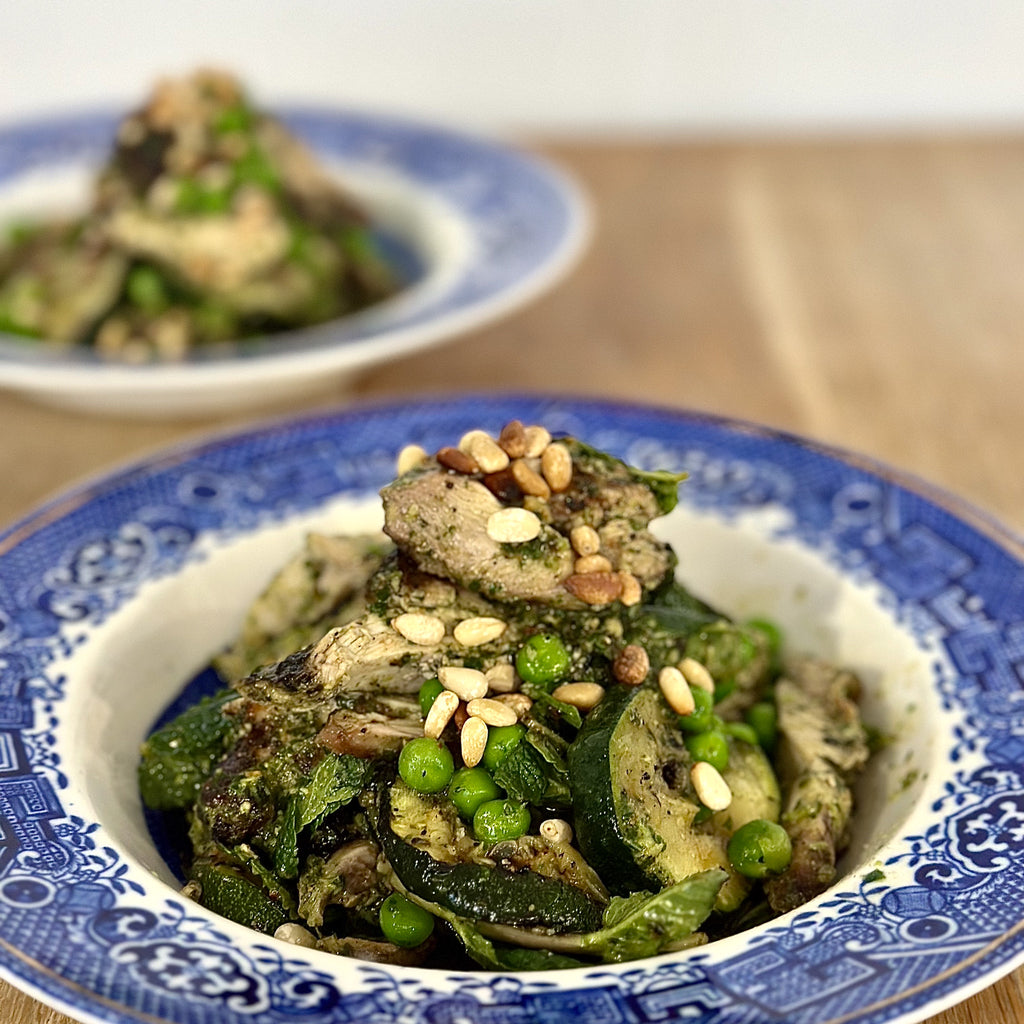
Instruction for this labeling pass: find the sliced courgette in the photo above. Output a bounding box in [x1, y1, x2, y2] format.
[372, 777, 604, 933]
[568, 683, 780, 910]
[189, 861, 291, 934]
[138, 689, 239, 810]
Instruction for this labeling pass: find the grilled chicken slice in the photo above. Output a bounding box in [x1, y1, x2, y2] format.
[316, 696, 424, 758]
[381, 470, 578, 606]
[236, 557, 521, 708]
[238, 612, 443, 705]
[380, 440, 676, 608]
[215, 532, 392, 681]
[764, 658, 869, 913]
[547, 441, 663, 528]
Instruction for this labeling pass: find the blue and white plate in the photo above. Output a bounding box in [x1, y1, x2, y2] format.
[0, 111, 588, 416]
[1, 394, 1022, 1024]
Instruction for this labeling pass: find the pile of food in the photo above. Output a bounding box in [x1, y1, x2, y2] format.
[139, 420, 870, 969]
[0, 69, 397, 360]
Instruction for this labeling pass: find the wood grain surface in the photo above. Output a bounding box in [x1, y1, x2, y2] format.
[0, 135, 1021, 1023]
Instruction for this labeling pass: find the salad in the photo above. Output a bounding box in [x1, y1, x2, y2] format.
[0, 69, 397, 360]
[139, 419, 870, 969]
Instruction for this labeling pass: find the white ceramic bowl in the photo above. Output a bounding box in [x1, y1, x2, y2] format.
[1, 395, 1022, 1024]
[0, 111, 588, 416]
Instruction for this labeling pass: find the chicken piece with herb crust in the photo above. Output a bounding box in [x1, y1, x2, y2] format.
[764, 657, 870, 913]
[380, 436, 682, 609]
[215, 532, 393, 682]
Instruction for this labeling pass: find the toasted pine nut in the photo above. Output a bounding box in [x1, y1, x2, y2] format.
[570, 524, 601, 556]
[511, 458, 551, 498]
[564, 571, 623, 605]
[483, 467, 523, 504]
[691, 761, 732, 811]
[423, 689, 460, 737]
[680, 657, 715, 693]
[540, 818, 573, 844]
[467, 697, 519, 727]
[575, 553, 613, 575]
[461, 716, 489, 767]
[439, 666, 488, 701]
[458, 429, 492, 453]
[613, 644, 650, 686]
[493, 692, 533, 716]
[522, 424, 552, 458]
[541, 442, 573, 492]
[180, 879, 202, 900]
[437, 446, 478, 474]
[487, 507, 542, 543]
[274, 922, 318, 948]
[485, 663, 518, 693]
[552, 681, 605, 710]
[392, 612, 446, 646]
[453, 616, 507, 647]
[498, 420, 528, 458]
[396, 443, 428, 476]
[618, 572, 643, 607]
[464, 433, 510, 474]
[659, 666, 695, 715]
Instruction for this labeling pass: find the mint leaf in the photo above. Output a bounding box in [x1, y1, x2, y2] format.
[491, 736, 570, 806]
[491, 740, 548, 804]
[299, 752, 371, 828]
[522, 681, 583, 729]
[630, 467, 688, 514]
[274, 796, 301, 879]
[579, 870, 725, 962]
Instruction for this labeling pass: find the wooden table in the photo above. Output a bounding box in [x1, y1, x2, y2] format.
[1, 136, 1022, 1022]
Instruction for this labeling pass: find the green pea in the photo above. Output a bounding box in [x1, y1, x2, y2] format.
[448, 766, 502, 819]
[126, 265, 169, 314]
[727, 819, 792, 878]
[200, 187, 232, 214]
[515, 633, 570, 686]
[214, 103, 254, 135]
[398, 737, 454, 793]
[418, 677, 444, 717]
[174, 177, 231, 215]
[473, 798, 531, 843]
[175, 177, 204, 213]
[676, 687, 716, 734]
[233, 146, 281, 193]
[723, 721, 760, 747]
[745, 701, 778, 750]
[685, 730, 730, 772]
[482, 723, 526, 771]
[379, 893, 435, 948]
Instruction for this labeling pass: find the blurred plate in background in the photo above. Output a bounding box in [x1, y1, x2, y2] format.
[0, 109, 589, 417]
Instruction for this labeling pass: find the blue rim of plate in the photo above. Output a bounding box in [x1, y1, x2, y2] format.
[0, 106, 588, 371]
[0, 393, 1022, 1024]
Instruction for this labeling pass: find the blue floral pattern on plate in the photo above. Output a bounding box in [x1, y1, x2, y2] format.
[0, 395, 1022, 1024]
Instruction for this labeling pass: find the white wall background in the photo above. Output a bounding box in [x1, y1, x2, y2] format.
[4, 1, 1024, 136]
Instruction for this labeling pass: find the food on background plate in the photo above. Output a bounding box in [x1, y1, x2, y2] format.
[139, 419, 870, 969]
[0, 69, 397, 360]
